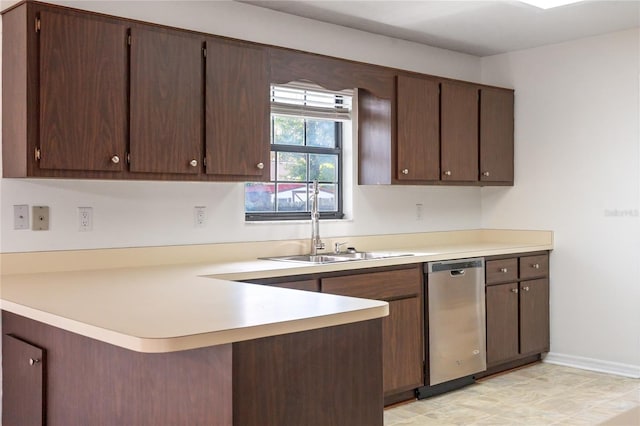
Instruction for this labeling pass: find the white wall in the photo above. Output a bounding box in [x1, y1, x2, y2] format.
[481, 29, 640, 373]
[0, 1, 483, 252]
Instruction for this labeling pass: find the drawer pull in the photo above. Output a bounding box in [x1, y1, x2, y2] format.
[510, 288, 518, 293]
[443, 170, 452, 176]
[29, 358, 40, 366]
[402, 169, 409, 175]
[522, 286, 530, 292]
[532, 263, 540, 269]
[500, 268, 508, 273]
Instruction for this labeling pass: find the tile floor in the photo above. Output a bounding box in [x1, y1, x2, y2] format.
[384, 363, 640, 425]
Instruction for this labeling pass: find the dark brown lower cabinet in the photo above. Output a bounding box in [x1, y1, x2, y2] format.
[519, 278, 550, 355]
[486, 283, 519, 365]
[321, 266, 424, 403]
[2, 334, 45, 426]
[486, 278, 550, 367]
[2, 310, 382, 426]
[233, 319, 383, 426]
[248, 277, 320, 292]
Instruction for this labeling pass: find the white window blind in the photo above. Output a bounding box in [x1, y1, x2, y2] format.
[270, 83, 352, 121]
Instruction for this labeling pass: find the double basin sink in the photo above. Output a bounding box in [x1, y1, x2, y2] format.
[265, 252, 414, 264]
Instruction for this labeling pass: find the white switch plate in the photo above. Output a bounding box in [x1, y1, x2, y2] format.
[32, 206, 50, 231]
[13, 205, 29, 230]
[194, 206, 207, 228]
[78, 207, 93, 232]
[416, 203, 423, 221]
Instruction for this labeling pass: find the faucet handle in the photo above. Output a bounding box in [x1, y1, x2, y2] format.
[334, 242, 348, 253]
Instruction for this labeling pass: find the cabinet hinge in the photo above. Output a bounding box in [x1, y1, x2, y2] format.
[35, 147, 41, 161]
[203, 47, 207, 58]
[127, 35, 132, 46]
[203, 157, 207, 167]
[126, 153, 131, 164]
[35, 17, 41, 33]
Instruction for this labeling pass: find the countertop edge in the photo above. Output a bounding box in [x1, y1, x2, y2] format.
[1, 299, 389, 353]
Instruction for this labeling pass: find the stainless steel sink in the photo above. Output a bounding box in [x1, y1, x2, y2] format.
[266, 254, 354, 264]
[331, 252, 412, 261]
[263, 252, 414, 264]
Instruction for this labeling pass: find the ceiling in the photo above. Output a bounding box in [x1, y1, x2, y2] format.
[239, 0, 640, 56]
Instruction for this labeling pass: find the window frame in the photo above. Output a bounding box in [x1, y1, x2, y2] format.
[245, 112, 346, 222]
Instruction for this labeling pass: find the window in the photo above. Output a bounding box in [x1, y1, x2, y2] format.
[245, 84, 352, 221]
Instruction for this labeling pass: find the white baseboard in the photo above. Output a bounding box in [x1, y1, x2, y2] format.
[543, 352, 640, 378]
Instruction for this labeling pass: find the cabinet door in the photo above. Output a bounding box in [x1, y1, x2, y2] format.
[384, 297, 424, 395]
[480, 88, 514, 183]
[130, 26, 203, 174]
[441, 82, 478, 182]
[2, 334, 45, 426]
[205, 39, 269, 179]
[396, 75, 439, 181]
[321, 267, 424, 396]
[39, 10, 127, 172]
[486, 283, 519, 366]
[520, 279, 550, 355]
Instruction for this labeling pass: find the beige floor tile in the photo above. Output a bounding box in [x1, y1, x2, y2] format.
[599, 405, 640, 425]
[384, 363, 640, 426]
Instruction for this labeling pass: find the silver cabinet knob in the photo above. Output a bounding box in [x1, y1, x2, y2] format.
[510, 288, 519, 293]
[532, 263, 540, 269]
[500, 268, 508, 273]
[443, 170, 452, 176]
[401, 169, 409, 175]
[522, 286, 530, 292]
[482, 171, 490, 177]
[257, 162, 264, 170]
[111, 155, 120, 164]
[29, 358, 40, 366]
[190, 159, 198, 167]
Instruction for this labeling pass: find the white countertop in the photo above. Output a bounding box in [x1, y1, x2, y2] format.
[0, 229, 553, 354]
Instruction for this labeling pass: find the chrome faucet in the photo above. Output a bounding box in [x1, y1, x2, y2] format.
[310, 180, 325, 255]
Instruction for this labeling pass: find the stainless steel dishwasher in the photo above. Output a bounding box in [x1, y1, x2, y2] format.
[417, 257, 486, 398]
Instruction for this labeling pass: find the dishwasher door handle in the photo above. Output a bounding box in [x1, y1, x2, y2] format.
[450, 269, 466, 277]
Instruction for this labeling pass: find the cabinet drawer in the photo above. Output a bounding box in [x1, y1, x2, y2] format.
[267, 279, 319, 292]
[321, 267, 422, 300]
[519, 255, 549, 280]
[486, 258, 518, 284]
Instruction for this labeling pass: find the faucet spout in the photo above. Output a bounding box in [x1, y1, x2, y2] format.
[310, 180, 325, 255]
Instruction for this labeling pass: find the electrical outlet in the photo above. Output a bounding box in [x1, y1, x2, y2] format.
[78, 207, 93, 232]
[13, 205, 29, 230]
[32, 206, 50, 231]
[416, 203, 423, 221]
[194, 206, 207, 228]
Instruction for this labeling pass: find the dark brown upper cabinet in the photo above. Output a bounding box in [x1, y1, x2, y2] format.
[129, 26, 203, 175]
[205, 38, 270, 180]
[396, 75, 440, 182]
[2, 2, 514, 185]
[360, 74, 514, 186]
[480, 88, 514, 184]
[441, 82, 479, 182]
[3, 5, 128, 176]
